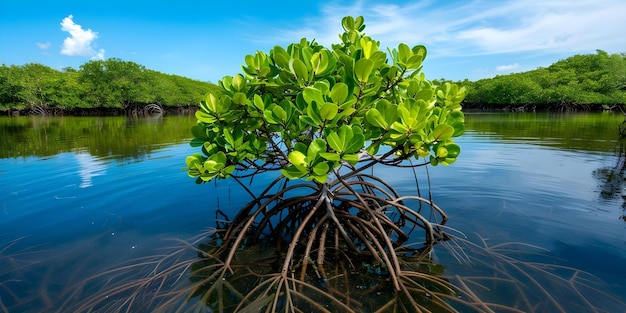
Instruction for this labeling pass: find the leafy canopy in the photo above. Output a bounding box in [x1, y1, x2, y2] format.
[185, 16, 467, 183]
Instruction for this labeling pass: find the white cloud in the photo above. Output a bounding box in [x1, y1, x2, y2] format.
[93, 49, 105, 60]
[268, 0, 626, 57]
[60, 15, 105, 59]
[36, 42, 51, 50]
[496, 63, 519, 72]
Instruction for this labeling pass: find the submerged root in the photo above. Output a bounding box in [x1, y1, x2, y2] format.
[29, 175, 625, 312]
[46, 228, 626, 313]
[439, 234, 626, 313]
[180, 175, 460, 312]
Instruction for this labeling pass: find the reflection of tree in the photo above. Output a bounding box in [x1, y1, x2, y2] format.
[592, 140, 626, 222]
[0, 115, 196, 159]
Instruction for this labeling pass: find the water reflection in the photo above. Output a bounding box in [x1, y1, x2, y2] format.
[591, 140, 626, 222]
[465, 112, 623, 152]
[0, 115, 197, 159]
[75, 150, 107, 188]
[1, 113, 626, 312]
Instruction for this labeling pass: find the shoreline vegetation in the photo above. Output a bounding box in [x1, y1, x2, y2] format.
[0, 58, 223, 117]
[1, 50, 625, 116]
[452, 50, 626, 112]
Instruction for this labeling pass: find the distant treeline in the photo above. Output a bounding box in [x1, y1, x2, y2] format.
[2, 50, 625, 115]
[0, 58, 222, 115]
[455, 50, 626, 111]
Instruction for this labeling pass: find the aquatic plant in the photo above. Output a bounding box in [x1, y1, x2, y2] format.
[13, 15, 621, 313]
[182, 15, 467, 312]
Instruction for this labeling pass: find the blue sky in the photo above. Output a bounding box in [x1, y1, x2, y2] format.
[1, 0, 625, 83]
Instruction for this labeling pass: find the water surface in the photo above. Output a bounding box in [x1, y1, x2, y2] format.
[1, 113, 625, 311]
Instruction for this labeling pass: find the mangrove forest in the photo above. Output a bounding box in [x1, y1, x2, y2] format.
[1, 48, 625, 116]
[0, 58, 222, 115]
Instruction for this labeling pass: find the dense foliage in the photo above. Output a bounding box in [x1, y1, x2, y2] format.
[3, 49, 624, 115]
[185, 16, 466, 184]
[0, 59, 222, 114]
[179, 16, 472, 312]
[462, 50, 626, 111]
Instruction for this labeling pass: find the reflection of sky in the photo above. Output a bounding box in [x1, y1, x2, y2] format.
[74, 150, 108, 188]
[375, 131, 625, 261]
[1, 126, 625, 309]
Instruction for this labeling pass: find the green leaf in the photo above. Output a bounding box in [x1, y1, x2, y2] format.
[445, 143, 461, 158]
[302, 87, 324, 106]
[313, 80, 330, 95]
[299, 115, 317, 127]
[200, 171, 218, 182]
[355, 16, 365, 31]
[282, 165, 306, 179]
[311, 51, 328, 76]
[312, 174, 328, 184]
[452, 122, 465, 137]
[342, 16, 355, 31]
[190, 138, 205, 147]
[360, 37, 376, 59]
[288, 150, 308, 171]
[313, 50, 337, 77]
[290, 58, 309, 84]
[203, 142, 218, 154]
[223, 128, 235, 146]
[253, 94, 265, 111]
[279, 99, 295, 123]
[429, 155, 438, 166]
[327, 131, 343, 153]
[307, 139, 326, 159]
[204, 93, 225, 113]
[191, 124, 208, 139]
[232, 92, 247, 105]
[185, 154, 203, 168]
[354, 58, 375, 83]
[305, 102, 323, 125]
[320, 152, 341, 161]
[330, 82, 349, 104]
[232, 74, 246, 91]
[263, 108, 280, 124]
[320, 102, 338, 120]
[312, 162, 330, 176]
[244, 54, 255, 67]
[337, 125, 352, 147]
[204, 159, 224, 173]
[344, 133, 364, 154]
[411, 45, 427, 59]
[366, 109, 387, 129]
[335, 107, 356, 120]
[211, 151, 227, 165]
[294, 142, 308, 154]
[390, 121, 409, 134]
[222, 165, 236, 177]
[432, 124, 454, 141]
[398, 43, 411, 64]
[366, 142, 380, 156]
[406, 54, 424, 69]
[415, 89, 433, 101]
[342, 153, 359, 165]
[272, 105, 287, 122]
[436, 146, 448, 158]
[399, 102, 417, 123]
[195, 110, 216, 123]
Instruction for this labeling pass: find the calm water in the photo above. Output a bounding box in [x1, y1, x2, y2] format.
[1, 113, 625, 312]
